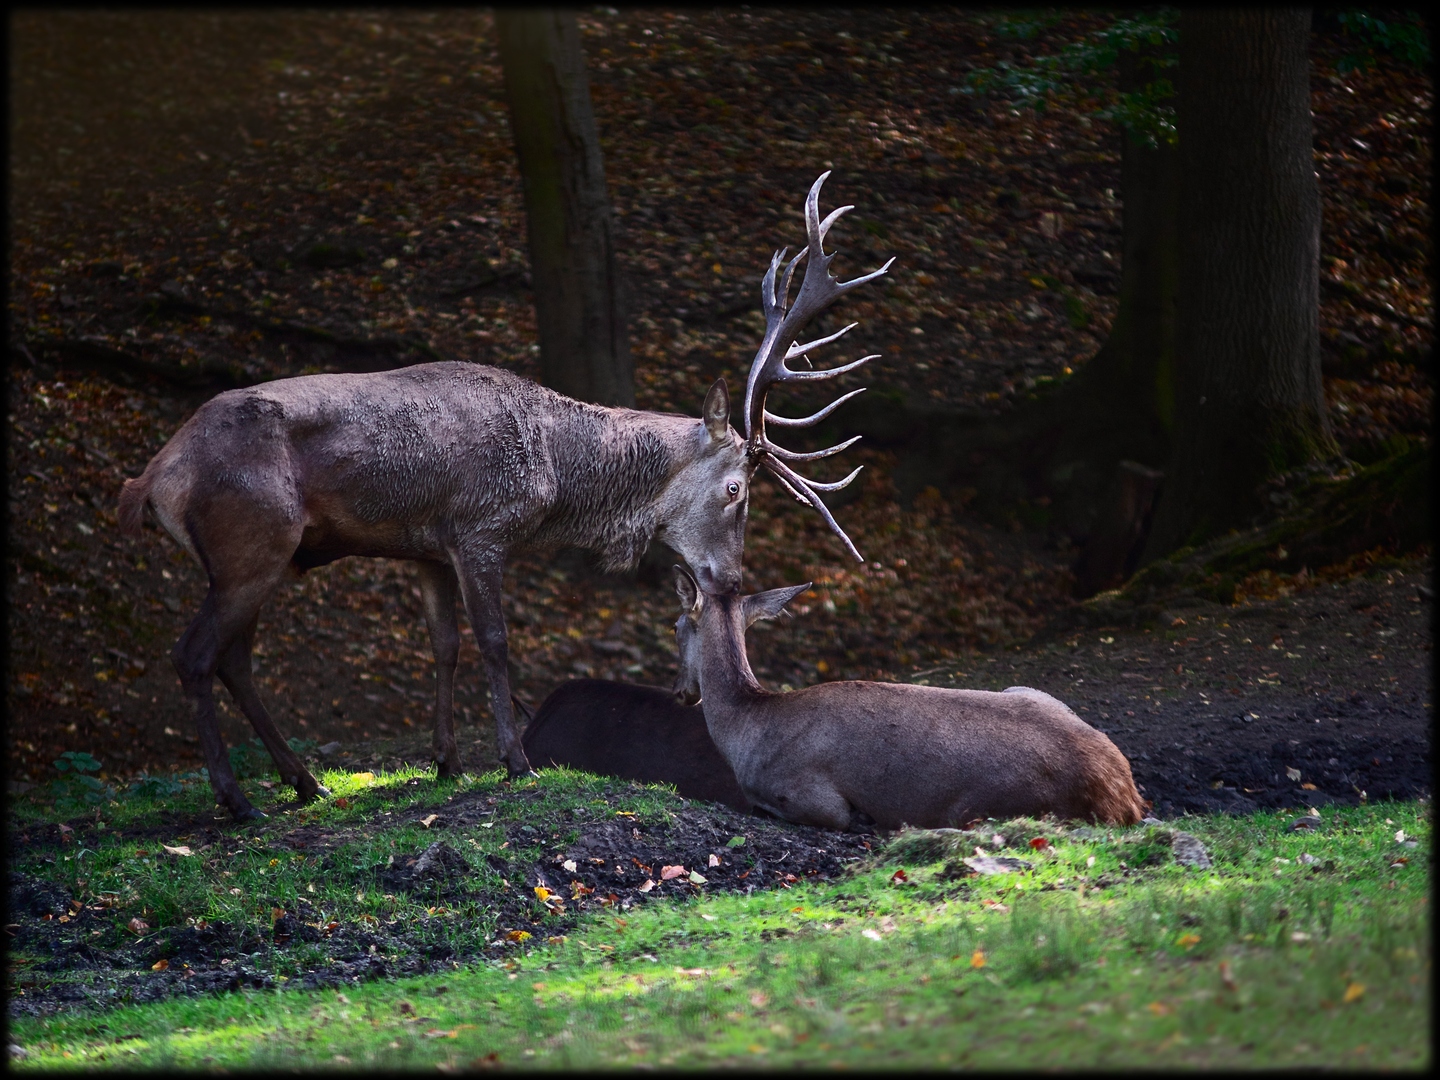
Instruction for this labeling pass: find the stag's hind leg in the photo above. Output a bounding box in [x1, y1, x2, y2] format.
[416, 560, 462, 778]
[217, 614, 329, 804]
[170, 493, 304, 820]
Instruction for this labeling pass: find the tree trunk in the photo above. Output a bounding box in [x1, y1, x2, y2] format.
[495, 10, 634, 406]
[1142, 9, 1333, 560]
[1049, 113, 1180, 540]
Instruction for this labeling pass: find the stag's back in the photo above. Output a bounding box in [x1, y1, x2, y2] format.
[124, 362, 689, 565]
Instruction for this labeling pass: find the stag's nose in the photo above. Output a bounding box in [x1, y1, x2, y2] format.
[695, 562, 741, 595]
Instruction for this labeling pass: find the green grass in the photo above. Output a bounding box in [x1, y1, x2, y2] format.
[7, 774, 1429, 1070]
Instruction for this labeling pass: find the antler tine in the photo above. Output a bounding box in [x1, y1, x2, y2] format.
[762, 457, 865, 562]
[742, 171, 892, 562]
[762, 387, 867, 429]
[764, 435, 863, 463]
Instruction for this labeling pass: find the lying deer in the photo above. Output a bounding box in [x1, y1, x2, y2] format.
[517, 681, 751, 812]
[118, 172, 891, 820]
[671, 566, 1145, 829]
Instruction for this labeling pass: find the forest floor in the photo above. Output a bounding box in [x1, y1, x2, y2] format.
[7, 9, 1432, 815]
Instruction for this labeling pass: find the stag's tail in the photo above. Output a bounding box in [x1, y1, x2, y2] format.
[117, 471, 154, 537]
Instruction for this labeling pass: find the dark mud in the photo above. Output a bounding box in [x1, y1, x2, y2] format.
[6, 788, 871, 1019]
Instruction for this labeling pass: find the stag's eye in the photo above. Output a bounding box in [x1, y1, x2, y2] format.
[726, 481, 740, 497]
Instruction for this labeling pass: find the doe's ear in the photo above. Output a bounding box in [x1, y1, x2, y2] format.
[702, 378, 730, 443]
[672, 564, 702, 615]
[742, 582, 812, 629]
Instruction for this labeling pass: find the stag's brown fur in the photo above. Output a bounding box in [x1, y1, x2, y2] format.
[119, 362, 751, 819]
[671, 569, 1144, 830]
[119, 174, 891, 822]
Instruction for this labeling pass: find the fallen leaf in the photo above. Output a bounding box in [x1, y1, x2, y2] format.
[726, 836, 746, 848]
[127, 918, 149, 935]
[570, 881, 594, 899]
[1343, 982, 1365, 1004]
[1291, 931, 1312, 942]
[1219, 960, 1237, 991]
[1286, 767, 1302, 782]
[334, 798, 351, 810]
[534, 887, 551, 901]
[675, 967, 710, 976]
[862, 928, 883, 941]
[1300, 783, 1318, 791]
[1394, 829, 1407, 843]
[750, 991, 769, 1008]
[969, 950, 986, 969]
[1297, 853, 1320, 865]
[1029, 837, 1050, 850]
[562, 859, 577, 873]
[271, 907, 285, 922]
[638, 879, 655, 893]
[151, 958, 169, 971]
[1177, 933, 1201, 948]
[660, 865, 687, 880]
[504, 930, 531, 943]
[161, 845, 193, 857]
[980, 899, 1010, 913]
[688, 871, 707, 885]
[700, 913, 717, 921]
[708, 854, 721, 867]
[1147, 1001, 1173, 1016]
[546, 936, 566, 945]
[351, 772, 375, 785]
[420, 814, 438, 828]
[891, 868, 909, 883]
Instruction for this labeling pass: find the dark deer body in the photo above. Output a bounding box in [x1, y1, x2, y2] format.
[118, 174, 892, 820]
[672, 569, 1144, 830]
[519, 680, 750, 811]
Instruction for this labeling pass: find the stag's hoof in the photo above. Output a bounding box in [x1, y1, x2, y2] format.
[231, 805, 268, 822]
[297, 784, 331, 803]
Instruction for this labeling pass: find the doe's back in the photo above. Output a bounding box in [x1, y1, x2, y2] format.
[521, 680, 751, 812]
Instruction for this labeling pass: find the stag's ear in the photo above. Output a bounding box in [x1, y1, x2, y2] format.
[702, 378, 730, 443]
[742, 583, 812, 628]
[673, 564, 702, 615]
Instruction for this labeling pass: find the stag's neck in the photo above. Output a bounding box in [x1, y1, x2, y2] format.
[538, 405, 694, 568]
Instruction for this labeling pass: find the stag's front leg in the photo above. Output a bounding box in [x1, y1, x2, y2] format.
[416, 560, 463, 779]
[453, 553, 533, 777]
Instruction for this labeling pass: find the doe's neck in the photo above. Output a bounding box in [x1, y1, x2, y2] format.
[698, 597, 767, 707]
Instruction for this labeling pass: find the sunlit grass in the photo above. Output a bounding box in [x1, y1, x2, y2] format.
[10, 799, 1428, 1070]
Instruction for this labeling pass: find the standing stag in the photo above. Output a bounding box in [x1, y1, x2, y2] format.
[671, 566, 1145, 830]
[117, 172, 891, 820]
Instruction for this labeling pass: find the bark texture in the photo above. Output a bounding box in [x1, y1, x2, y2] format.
[1143, 9, 1333, 559]
[496, 10, 634, 406]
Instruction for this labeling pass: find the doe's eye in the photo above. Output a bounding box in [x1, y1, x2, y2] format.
[726, 481, 740, 496]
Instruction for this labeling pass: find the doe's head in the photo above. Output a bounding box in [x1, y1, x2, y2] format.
[671, 564, 811, 705]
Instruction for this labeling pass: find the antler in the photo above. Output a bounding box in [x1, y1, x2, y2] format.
[743, 171, 894, 562]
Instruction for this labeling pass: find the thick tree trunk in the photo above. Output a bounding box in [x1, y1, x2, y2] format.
[1051, 121, 1179, 531]
[496, 10, 634, 406]
[1142, 9, 1333, 559]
